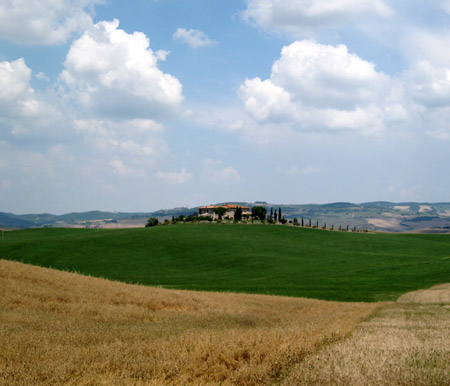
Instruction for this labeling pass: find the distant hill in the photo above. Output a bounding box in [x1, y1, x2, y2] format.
[0, 211, 153, 228]
[0, 213, 36, 228]
[2, 201, 450, 232]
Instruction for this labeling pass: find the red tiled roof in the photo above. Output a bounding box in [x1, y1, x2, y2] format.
[198, 203, 250, 210]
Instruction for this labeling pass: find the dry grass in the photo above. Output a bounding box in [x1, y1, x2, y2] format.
[397, 283, 450, 304]
[0, 260, 376, 385]
[283, 284, 450, 386]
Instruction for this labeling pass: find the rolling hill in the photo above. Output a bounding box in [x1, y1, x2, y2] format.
[2, 224, 449, 302]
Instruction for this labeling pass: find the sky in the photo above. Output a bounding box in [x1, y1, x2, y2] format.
[1, 0, 450, 214]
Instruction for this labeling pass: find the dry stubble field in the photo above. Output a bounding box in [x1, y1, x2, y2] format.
[283, 285, 450, 385]
[1, 260, 449, 385]
[0, 260, 376, 385]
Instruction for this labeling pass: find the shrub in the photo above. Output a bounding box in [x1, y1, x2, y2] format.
[145, 217, 159, 227]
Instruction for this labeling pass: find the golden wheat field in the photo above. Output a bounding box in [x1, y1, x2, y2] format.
[0, 259, 377, 385]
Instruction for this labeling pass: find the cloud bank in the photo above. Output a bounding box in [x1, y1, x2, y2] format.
[0, 0, 101, 45]
[243, 0, 394, 34]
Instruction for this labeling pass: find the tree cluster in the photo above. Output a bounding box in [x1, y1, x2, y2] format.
[251, 206, 266, 220]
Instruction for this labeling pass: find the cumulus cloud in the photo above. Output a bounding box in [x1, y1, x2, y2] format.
[239, 40, 395, 135]
[0, 58, 33, 103]
[59, 19, 183, 119]
[243, 0, 394, 34]
[273, 41, 389, 108]
[155, 168, 193, 184]
[239, 78, 294, 121]
[0, 0, 101, 45]
[0, 58, 62, 139]
[173, 28, 215, 47]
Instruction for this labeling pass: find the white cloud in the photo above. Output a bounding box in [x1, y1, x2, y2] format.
[0, 58, 62, 140]
[401, 29, 450, 68]
[173, 28, 215, 47]
[74, 119, 167, 157]
[404, 61, 450, 108]
[201, 159, 241, 184]
[239, 77, 294, 121]
[109, 157, 143, 177]
[0, 58, 33, 103]
[0, 0, 101, 45]
[239, 40, 395, 135]
[155, 168, 193, 184]
[36, 72, 50, 82]
[59, 19, 183, 119]
[271, 40, 389, 109]
[243, 0, 394, 34]
[395, 58, 450, 140]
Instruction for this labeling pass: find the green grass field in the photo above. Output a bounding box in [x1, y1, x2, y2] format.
[1, 224, 449, 302]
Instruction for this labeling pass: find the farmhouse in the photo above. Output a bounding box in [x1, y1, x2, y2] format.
[198, 203, 251, 220]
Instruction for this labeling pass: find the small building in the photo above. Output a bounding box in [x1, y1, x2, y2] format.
[198, 203, 251, 220]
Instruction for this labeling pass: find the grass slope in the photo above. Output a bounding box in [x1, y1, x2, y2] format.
[1, 224, 450, 302]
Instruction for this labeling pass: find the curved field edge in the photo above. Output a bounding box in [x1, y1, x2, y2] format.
[1, 224, 450, 302]
[0, 260, 377, 385]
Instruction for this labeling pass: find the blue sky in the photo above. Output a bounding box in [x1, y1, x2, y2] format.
[1, 0, 450, 213]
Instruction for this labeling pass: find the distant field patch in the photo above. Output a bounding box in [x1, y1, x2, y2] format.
[419, 205, 433, 213]
[366, 217, 402, 229]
